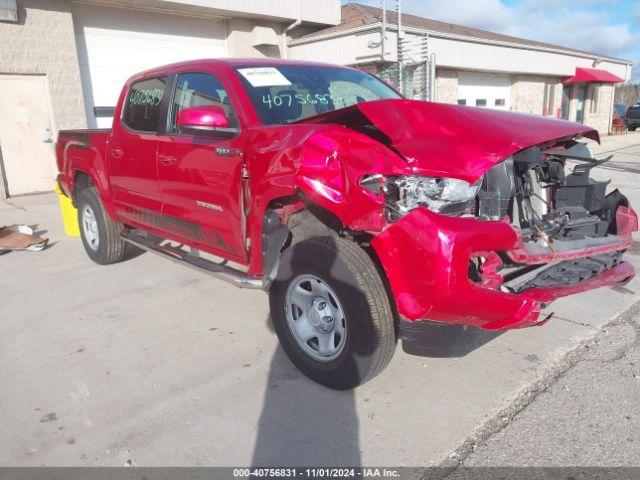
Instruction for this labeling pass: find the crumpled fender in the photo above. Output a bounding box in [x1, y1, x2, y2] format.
[295, 126, 410, 231]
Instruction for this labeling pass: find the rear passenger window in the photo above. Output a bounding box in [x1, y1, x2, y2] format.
[123, 77, 167, 133]
[171, 72, 239, 132]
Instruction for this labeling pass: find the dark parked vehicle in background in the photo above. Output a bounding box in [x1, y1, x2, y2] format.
[627, 103, 640, 131]
[613, 103, 628, 119]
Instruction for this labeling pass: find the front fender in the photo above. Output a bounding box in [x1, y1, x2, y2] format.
[295, 128, 408, 232]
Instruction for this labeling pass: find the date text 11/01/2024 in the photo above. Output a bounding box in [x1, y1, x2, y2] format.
[233, 468, 401, 478]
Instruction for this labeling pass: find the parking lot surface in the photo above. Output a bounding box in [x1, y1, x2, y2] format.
[2, 133, 640, 467]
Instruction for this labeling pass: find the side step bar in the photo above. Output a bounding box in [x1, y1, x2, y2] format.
[121, 230, 263, 290]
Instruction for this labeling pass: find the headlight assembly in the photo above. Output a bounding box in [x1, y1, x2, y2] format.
[382, 175, 482, 219]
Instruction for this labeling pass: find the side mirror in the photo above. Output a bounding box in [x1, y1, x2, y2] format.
[176, 105, 238, 138]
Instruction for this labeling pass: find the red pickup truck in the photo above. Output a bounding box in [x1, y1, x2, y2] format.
[57, 58, 637, 389]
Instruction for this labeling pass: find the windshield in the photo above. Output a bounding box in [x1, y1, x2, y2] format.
[235, 65, 401, 126]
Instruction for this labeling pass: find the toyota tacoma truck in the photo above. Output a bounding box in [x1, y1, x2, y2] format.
[57, 59, 638, 389]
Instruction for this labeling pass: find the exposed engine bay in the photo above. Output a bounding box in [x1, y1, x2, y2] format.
[381, 141, 633, 295]
[481, 141, 620, 241]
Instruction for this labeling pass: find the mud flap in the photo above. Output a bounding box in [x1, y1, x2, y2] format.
[261, 210, 290, 291]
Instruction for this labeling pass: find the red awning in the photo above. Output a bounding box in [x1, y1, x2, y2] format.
[563, 67, 624, 84]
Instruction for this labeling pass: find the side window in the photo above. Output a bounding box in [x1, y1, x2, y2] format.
[123, 77, 167, 133]
[171, 72, 239, 132]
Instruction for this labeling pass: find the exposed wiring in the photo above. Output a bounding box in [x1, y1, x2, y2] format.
[534, 225, 557, 264]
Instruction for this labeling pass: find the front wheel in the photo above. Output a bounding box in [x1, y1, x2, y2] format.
[269, 236, 396, 389]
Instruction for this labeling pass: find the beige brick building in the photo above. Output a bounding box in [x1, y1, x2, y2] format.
[290, 4, 632, 137]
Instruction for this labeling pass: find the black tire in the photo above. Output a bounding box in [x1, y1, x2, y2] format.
[77, 186, 127, 265]
[629, 126, 637, 132]
[269, 236, 396, 389]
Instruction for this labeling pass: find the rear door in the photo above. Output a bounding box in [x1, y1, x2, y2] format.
[109, 76, 168, 227]
[155, 71, 247, 262]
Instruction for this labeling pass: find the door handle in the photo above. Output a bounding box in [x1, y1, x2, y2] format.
[110, 148, 124, 159]
[158, 155, 177, 166]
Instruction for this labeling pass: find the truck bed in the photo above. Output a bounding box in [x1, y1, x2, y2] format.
[56, 128, 111, 197]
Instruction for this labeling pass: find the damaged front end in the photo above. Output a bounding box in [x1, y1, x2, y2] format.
[290, 99, 637, 329]
[373, 140, 637, 329]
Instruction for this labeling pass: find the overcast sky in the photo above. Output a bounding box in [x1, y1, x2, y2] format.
[344, 0, 640, 82]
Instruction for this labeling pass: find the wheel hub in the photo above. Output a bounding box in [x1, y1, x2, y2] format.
[81, 204, 99, 251]
[284, 274, 347, 362]
[309, 296, 334, 333]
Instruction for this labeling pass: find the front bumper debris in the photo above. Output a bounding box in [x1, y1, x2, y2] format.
[371, 207, 636, 330]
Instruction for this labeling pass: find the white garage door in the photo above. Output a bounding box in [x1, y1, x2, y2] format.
[458, 71, 511, 111]
[73, 5, 227, 128]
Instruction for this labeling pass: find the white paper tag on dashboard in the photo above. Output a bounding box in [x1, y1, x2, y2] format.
[238, 67, 291, 87]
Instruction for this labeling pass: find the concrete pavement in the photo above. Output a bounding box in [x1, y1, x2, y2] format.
[1, 133, 640, 467]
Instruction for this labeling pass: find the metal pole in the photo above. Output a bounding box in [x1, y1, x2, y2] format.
[429, 52, 436, 101]
[396, 0, 403, 94]
[381, 0, 386, 60]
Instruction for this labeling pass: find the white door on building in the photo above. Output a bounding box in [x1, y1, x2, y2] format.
[458, 72, 511, 111]
[0, 75, 57, 196]
[73, 5, 227, 128]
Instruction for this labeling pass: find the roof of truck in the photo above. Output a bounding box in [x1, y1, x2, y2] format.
[131, 58, 355, 81]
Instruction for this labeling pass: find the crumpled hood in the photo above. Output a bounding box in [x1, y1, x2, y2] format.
[302, 99, 599, 183]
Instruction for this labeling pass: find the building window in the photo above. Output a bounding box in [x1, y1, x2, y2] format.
[561, 85, 571, 120]
[576, 85, 587, 123]
[476, 99, 487, 107]
[93, 106, 115, 118]
[495, 99, 506, 106]
[457, 99, 467, 105]
[543, 83, 556, 115]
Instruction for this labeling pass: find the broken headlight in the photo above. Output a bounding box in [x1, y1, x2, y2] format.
[383, 175, 481, 218]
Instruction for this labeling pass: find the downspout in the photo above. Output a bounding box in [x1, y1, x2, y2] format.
[282, 0, 302, 59]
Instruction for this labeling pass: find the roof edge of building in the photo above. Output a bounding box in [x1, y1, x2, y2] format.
[291, 6, 632, 66]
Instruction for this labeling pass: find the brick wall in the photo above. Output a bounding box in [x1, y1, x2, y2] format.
[0, 0, 86, 197]
[435, 68, 458, 104]
[511, 75, 547, 115]
[583, 84, 614, 135]
[0, 0, 86, 131]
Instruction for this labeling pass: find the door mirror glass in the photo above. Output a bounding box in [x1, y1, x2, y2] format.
[176, 105, 237, 137]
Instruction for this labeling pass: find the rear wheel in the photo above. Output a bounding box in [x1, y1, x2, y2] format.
[77, 186, 127, 265]
[269, 236, 396, 390]
[629, 126, 637, 132]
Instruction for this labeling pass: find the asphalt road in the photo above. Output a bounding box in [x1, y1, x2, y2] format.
[1, 133, 640, 467]
[461, 299, 640, 466]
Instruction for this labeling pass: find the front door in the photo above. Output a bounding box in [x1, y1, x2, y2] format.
[109, 76, 168, 227]
[156, 71, 247, 262]
[0, 75, 57, 196]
